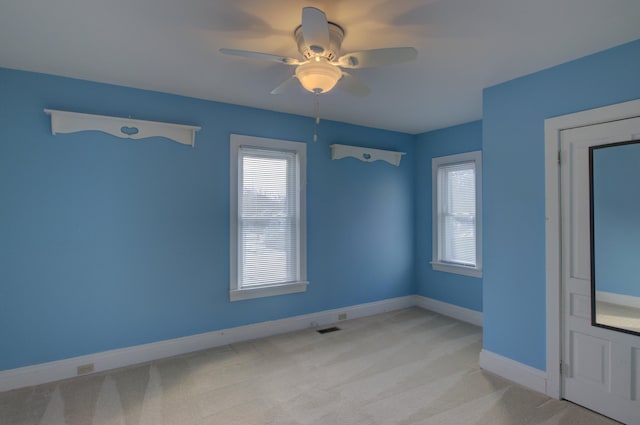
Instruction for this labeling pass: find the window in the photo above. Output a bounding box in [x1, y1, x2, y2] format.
[432, 151, 482, 277]
[230, 134, 307, 301]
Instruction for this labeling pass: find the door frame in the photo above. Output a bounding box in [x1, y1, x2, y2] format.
[544, 98, 640, 399]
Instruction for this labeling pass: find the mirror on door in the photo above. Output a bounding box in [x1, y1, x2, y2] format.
[590, 139, 640, 336]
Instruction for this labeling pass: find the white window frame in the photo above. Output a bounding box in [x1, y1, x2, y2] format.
[432, 151, 483, 278]
[230, 134, 308, 301]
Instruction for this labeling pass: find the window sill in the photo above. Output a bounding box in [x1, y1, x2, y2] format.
[431, 262, 482, 278]
[230, 281, 308, 301]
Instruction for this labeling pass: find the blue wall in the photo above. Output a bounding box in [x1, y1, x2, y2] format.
[0, 68, 415, 371]
[593, 142, 640, 298]
[3, 37, 640, 374]
[415, 121, 483, 312]
[483, 38, 640, 370]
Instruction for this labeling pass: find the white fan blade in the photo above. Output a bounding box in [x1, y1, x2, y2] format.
[338, 47, 417, 69]
[270, 76, 299, 94]
[219, 48, 300, 65]
[339, 72, 370, 97]
[301, 7, 330, 55]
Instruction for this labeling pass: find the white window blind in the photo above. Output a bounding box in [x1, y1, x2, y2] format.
[439, 162, 476, 266]
[238, 147, 300, 288]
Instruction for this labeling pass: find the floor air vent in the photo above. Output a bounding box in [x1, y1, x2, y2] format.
[317, 326, 341, 334]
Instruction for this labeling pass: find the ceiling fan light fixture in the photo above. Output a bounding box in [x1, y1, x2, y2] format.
[295, 57, 342, 94]
[220, 6, 416, 99]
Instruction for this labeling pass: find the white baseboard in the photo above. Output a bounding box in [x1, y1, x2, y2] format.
[479, 349, 547, 395]
[596, 290, 640, 309]
[0, 295, 486, 392]
[413, 295, 483, 327]
[0, 296, 415, 392]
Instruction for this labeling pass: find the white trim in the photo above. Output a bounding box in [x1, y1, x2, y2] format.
[414, 295, 483, 327]
[229, 134, 307, 301]
[0, 296, 415, 392]
[479, 349, 547, 395]
[432, 151, 483, 277]
[0, 295, 488, 392]
[329, 144, 406, 166]
[544, 98, 640, 399]
[596, 291, 640, 309]
[44, 109, 200, 147]
[230, 281, 309, 301]
[431, 262, 482, 278]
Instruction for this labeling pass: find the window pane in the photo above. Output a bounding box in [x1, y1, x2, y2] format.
[238, 148, 299, 288]
[446, 165, 475, 215]
[239, 219, 297, 286]
[443, 215, 476, 265]
[441, 162, 476, 266]
[242, 155, 292, 218]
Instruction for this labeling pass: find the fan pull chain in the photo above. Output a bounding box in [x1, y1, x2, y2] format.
[313, 92, 320, 142]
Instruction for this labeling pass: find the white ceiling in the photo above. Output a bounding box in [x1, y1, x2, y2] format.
[2, 0, 639, 134]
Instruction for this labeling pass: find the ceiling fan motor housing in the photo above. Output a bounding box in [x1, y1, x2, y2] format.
[294, 22, 344, 61]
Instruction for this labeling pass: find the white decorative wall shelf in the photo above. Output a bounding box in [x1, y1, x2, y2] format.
[44, 109, 201, 147]
[330, 144, 406, 166]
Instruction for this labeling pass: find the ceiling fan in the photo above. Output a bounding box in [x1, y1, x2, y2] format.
[220, 7, 418, 97]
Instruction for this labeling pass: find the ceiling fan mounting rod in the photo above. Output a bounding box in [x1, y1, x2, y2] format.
[294, 22, 344, 61]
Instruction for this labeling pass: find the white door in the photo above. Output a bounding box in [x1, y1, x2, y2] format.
[561, 117, 640, 424]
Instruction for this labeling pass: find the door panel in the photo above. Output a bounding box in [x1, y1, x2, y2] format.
[570, 331, 609, 387]
[569, 142, 591, 282]
[570, 293, 590, 320]
[561, 117, 640, 424]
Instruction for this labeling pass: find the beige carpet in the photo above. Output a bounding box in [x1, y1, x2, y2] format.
[596, 301, 640, 333]
[0, 308, 620, 425]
